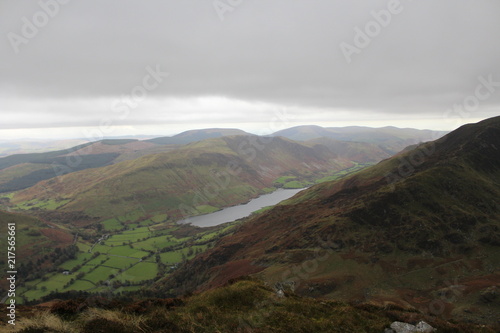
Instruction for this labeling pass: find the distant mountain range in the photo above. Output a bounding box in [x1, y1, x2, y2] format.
[272, 125, 448, 154]
[157, 116, 500, 325]
[0, 126, 447, 158]
[0, 125, 445, 194]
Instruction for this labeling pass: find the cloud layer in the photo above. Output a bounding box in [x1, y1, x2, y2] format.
[1, 0, 499, 137]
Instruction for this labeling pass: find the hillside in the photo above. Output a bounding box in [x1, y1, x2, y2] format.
[6, 278, 495, 332]
[305, 137, 391, 163]
[0, 210, 75, 293]
[0, 139, 169, 193]
[0, 125, 437, 193]
[147, 128, 251, 145]
[159, 116, 500, 326]
[273, 125, 448, 154]
[7, 136, 356, 225]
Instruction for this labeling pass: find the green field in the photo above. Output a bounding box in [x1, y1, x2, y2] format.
[160, 251, 184, 264]
[123, 262, 158, 282]
[14, 208, 234, 302]
[134, 236, 178, 251]
[196, 205, 219, 214]
[101, 218, 123, 231]
[70, 280, 95, 291]
[105, 256, 139, 269]
[107, 246, 149, 258]
[85, 266, 116, 284]
[59, 252, 93, 270]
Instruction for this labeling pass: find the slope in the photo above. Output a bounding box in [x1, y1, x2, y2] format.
[147, 128, 251, 145]
[7, 135, 355, 225]
[0, 139, 167, 193]
[0, 210, 75, 293]
[273, 125, 448, 154]
[160, 116, 500, 325]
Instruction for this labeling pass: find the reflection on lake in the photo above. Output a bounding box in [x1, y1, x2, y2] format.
[178, 188, 304, 228]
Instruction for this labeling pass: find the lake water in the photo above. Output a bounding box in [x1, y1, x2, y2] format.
[178, 188, 305, 228]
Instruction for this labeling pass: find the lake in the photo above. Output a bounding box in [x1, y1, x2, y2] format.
[178, 188, 305, 228]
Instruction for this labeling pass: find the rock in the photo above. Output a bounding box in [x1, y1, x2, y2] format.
[389, 321, 436, 333]
[415, 321, 436, 332]
[390, 322, 416, 333]
[479, 286, 498, 303]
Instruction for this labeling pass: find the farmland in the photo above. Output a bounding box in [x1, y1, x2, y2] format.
[15, 220, 235, 303]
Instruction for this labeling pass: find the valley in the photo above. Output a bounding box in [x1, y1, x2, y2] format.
[1, 121, 498, 332]
[0, 128, 396, 306]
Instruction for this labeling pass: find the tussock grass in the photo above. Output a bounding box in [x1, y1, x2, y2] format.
[7, 278, 496, 333]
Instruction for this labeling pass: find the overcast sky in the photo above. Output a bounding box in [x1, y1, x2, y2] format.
[1, 0, 499, 140]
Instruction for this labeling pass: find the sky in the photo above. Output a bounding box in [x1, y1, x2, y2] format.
[1, 0, 499, 140]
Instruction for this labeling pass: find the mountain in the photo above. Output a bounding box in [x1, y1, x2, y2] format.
[147, 128, 251, 145]
[7, 135, 358, 225]
[273, 125, 448, 154]
[159, 116, 500, 325]
[0, 139, 172, 193]
[0, 139, 89, 158]
[0, 125, 440, 193]
[11, 277, 494, 332]
[305, 137, 391, 163]
[0, 210, 75, 292]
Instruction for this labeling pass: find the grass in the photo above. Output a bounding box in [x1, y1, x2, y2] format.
[12, 278, 497, 333]
[160, 251, 184, 264]
[283, 180, 310, 189]
[101, 218, 123, 231]
[134, 236, 178, 251]
[85, 266, 116, 284]
[274, 176, 296, 184]
[196, 204, 220, 214]
[20, 273, 75, 301]
[15, 198, 71, 210]
[315, 162, 372, 184]
[59, 253, 93, 270]
[105, 256, 140, 269]
[123, 262, 158, 282]
[70, 280, 95, 291]
[151, 213, 168, 223]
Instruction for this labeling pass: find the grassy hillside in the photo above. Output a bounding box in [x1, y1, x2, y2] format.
[0, 210, 75, 292]
[6, 278, 495, 332]
[0, 141, 146, 193]
[305, 137, 391, 162]
[6, 136, 354, 224]
[159, 117, 500, 326]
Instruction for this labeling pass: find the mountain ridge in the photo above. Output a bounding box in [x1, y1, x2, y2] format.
[157, 116, 500, 325]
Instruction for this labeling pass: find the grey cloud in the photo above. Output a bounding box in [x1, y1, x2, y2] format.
[0, 0, 499, 131]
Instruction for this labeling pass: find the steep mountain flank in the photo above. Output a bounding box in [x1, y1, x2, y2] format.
[160, 117, 500, 325]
